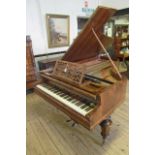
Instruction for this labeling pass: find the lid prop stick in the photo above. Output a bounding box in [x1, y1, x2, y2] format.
[92, 28, 122, 79]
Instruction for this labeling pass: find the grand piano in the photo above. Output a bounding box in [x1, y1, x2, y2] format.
[35, 6, 127, 143]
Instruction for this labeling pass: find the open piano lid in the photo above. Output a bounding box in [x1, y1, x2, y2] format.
[62, 6, 117, 62]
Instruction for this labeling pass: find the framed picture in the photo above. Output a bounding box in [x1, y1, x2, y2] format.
[46, 14, 70, 48]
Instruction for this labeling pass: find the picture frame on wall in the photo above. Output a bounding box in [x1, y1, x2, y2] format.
[46, 14, 70, 48]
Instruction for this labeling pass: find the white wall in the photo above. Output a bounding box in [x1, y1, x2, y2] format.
[99, 0, 129, 9]
[26, 0, 46, 53]
[26, 0, 129, 55]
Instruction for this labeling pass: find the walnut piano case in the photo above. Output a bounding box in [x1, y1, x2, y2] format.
[34, 6, 127, 143]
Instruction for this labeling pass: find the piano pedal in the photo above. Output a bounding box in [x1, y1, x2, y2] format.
[66, 119, 72, 122]
[66, 119, 78, 127]
[72, 122, 76, 127]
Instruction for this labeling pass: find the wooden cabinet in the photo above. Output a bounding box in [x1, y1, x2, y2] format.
[26, 36, 37, 89]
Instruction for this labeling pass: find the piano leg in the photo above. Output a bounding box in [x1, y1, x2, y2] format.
[100, 117, 112, 144]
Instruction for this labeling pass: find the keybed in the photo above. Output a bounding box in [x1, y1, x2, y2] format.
[36, 83, 96, 116]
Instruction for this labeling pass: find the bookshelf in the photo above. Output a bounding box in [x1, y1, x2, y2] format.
[114, 25, 129, 58]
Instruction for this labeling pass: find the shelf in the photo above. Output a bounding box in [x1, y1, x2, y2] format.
[114, 25, 129, 59]
[121, 38, 129, 40]
[121, 45, 129, 48]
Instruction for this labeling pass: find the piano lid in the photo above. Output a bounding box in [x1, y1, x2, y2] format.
[62, 6, 116, 62]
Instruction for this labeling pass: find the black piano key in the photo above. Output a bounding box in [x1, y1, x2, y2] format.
[66, 97, 73, 101]
[63, 95, 70, 99]
[57, 92, 63, 95]
[75, 102, 83, 106]
[71, 99, 77, 102]
[80, 104, 88, 109]
[62, 94, 67, 97]
[45, 86, 51, 89]
[53, 89, 59, 93]
[60, 94, 65, 97]
[90, 103, 95, 108]
[70, 99, 78, 104]
[55, 91, 61, 94]
[85, 107, 93, 112]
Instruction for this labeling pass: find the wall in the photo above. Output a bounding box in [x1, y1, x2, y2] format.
[27, 0, 98, 55]
[100, 0, 129, 9]
[26, 0, 45, 54]
[26, 0, 129, 55]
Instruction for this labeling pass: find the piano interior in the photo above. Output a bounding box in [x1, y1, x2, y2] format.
[34, 6, 127, 143]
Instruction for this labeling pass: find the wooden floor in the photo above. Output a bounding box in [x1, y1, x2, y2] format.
[26, 82, 128, 155]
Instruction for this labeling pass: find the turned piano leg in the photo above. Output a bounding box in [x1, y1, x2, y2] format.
[100, 117, 112, 144]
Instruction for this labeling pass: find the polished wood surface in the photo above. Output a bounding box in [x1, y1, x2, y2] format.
[35, 62, 127, 142]
[62, 6, 116, 62]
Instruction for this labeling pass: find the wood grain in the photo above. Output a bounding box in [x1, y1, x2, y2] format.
[62, 6, 116, 62]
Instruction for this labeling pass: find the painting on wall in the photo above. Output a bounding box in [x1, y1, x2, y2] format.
[46, 14, 70, 48]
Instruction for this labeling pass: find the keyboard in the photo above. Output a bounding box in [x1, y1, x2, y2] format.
[36, 83, 96, 116]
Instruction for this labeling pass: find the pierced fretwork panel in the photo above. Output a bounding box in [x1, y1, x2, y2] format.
[52, 60, 85, 85]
